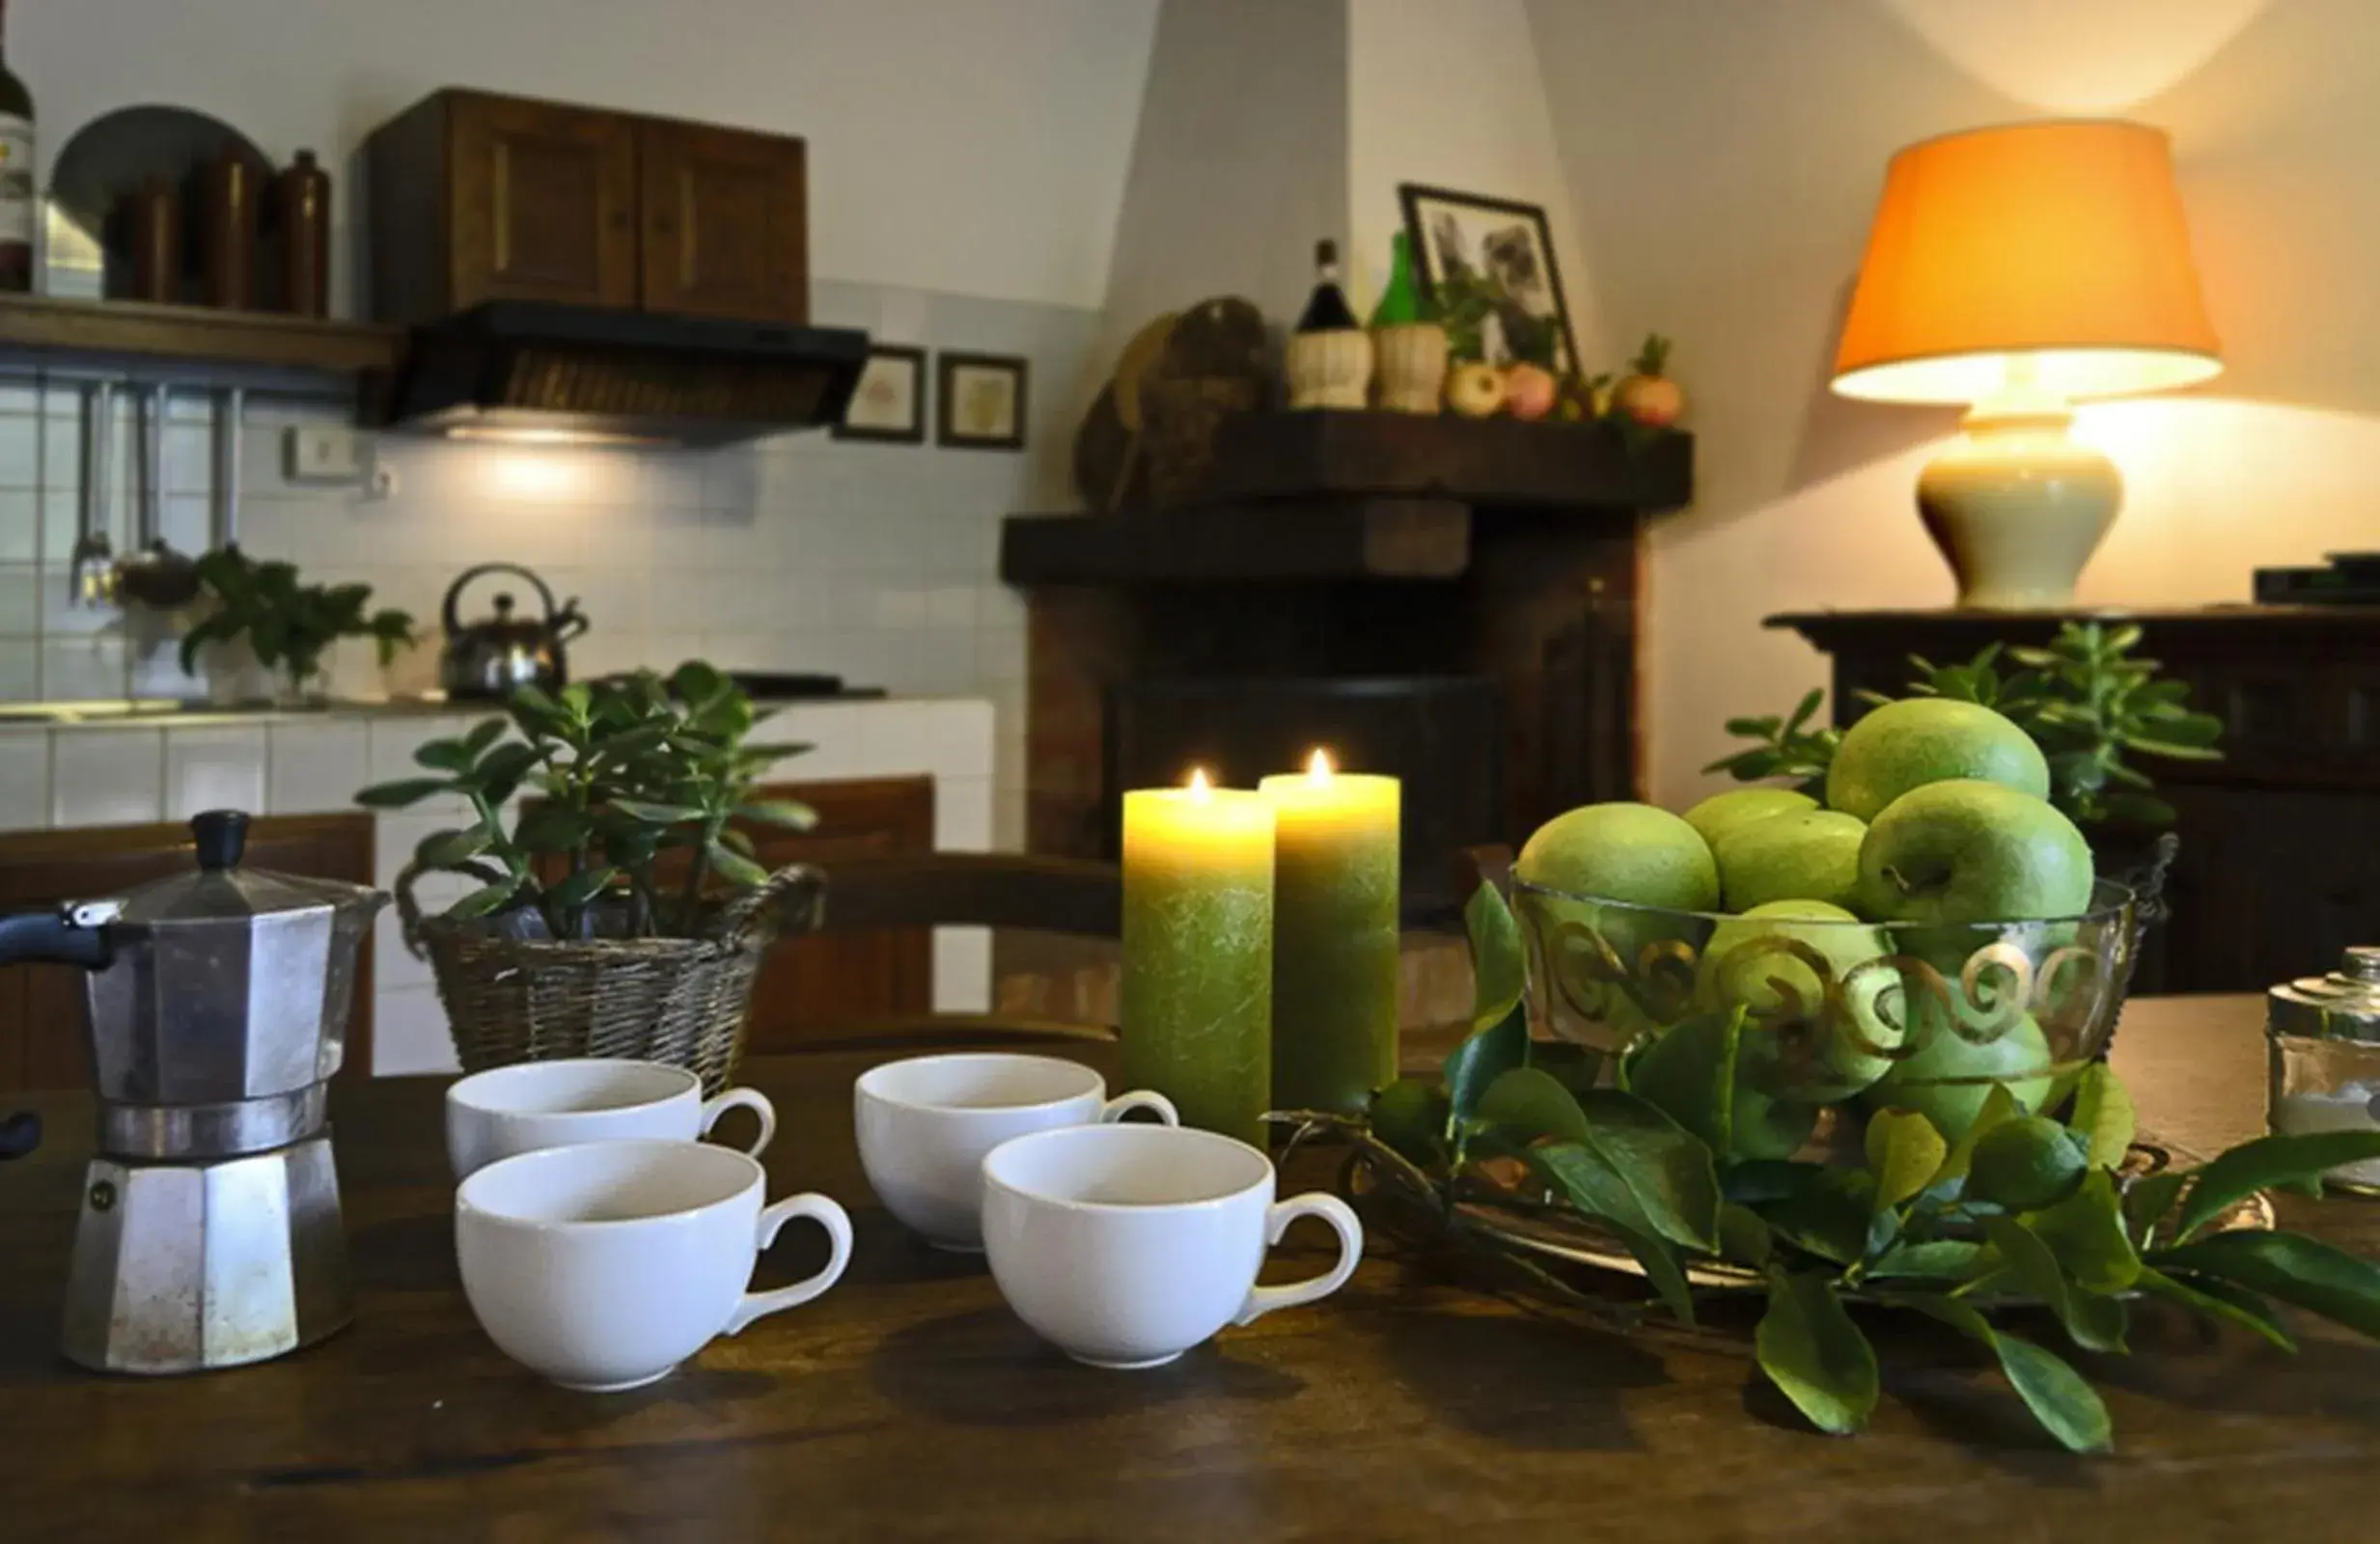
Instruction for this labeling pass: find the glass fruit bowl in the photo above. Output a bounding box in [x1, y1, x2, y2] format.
[1509, 876, 2141, 1158]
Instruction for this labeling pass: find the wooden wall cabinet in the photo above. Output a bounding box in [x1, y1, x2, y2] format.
[0, 815, 375, 1094]
[368, 89, 808, 327]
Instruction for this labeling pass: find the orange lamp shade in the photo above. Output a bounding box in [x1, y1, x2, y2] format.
[1831, 120, 2222, 405]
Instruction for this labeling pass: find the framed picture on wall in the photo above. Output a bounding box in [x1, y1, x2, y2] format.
[936, 351, 1029, 452]
[1398, 182, 1580, 374]
[834, 344, 927, 444]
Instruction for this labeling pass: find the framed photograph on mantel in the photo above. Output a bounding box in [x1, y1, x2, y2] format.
[937, 351, 1028, 452]
[834, 344, 927, 444]
[1398, 182, 1580, 374]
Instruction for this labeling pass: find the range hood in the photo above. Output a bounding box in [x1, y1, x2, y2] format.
[376, 301, 872, 448]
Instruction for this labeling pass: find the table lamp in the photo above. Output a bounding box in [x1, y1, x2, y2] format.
[1831, 120, 2222, 609]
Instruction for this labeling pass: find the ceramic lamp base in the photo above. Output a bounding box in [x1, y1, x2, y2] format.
[1916, 408, 2120, 609]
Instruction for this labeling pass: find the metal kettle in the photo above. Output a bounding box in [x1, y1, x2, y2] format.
[439, 562, 589, 701]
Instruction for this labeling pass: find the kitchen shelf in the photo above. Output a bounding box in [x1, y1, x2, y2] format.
[0, 292, 401, 375]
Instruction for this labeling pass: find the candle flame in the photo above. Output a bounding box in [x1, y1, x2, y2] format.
[1307, 747, 1335, 785]
[1186, 766, 1212, 802]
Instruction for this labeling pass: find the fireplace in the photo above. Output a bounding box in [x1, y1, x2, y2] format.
[1003, 411, 1691, 917]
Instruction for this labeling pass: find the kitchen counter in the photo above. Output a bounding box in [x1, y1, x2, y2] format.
[0, 694, 1001, 1074]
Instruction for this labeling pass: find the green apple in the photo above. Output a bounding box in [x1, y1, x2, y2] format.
[1682, 786, 1816, 853]
[1696, 899, 1901, 1102]
[1625, 1008, 1818, 1161]
[1856, 780, 2094, 924]
[1515, 801, 1720, 911]
[1860, 1007, 2055, 1143]
[1825, 699, 2050, 823]
[1713, 809, 1866, 912]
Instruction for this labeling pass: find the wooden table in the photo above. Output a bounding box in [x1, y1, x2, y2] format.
[4, 996, 2379, 1541]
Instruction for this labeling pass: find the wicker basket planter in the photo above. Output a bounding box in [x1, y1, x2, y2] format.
[400, 864, 822, 1094]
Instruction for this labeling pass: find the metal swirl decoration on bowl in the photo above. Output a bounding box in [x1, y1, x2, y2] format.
[1511, 879, 2138, 1082]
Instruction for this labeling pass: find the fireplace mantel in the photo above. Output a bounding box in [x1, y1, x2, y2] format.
[1003, 410, 1694, 905]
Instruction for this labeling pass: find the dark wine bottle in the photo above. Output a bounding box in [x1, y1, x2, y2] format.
[0, 0, 35, 292]
[1295, 238, 1359, 333]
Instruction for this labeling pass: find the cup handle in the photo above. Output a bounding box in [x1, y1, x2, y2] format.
[701, 1087, 777, 1157]
[1097, 1089, 1179, 1126]
[725, 1193, 853, 1335]
[1232, 1191, 1364, 1326]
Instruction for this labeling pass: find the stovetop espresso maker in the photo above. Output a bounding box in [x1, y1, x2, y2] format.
[0, 810, 388, 1373]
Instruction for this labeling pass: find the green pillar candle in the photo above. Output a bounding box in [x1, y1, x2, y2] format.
[1260, 757, 1400, 1115]
[1120, 773, 1276, 1144]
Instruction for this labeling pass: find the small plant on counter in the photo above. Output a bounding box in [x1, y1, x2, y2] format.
[354, 661, 814, 941]
[1707, 621, 2224, 829]
[177, 546, 417, 699]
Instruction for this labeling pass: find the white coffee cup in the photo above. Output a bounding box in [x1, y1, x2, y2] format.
[854, 1052, 1178, 1251]
[981, 1122, 1363, 1368]
[446, 1059, 776, 1181]
[456, 1139, 852, 1392]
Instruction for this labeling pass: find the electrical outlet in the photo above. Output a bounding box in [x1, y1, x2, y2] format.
[284, 425, 374, 484]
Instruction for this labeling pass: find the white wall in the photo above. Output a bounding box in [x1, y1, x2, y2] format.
[1530, 0, 2380, 806]
[1098, 0, 1349, 363]
[15, 0, 1159, 309]
[1345, 0, 1599, 359]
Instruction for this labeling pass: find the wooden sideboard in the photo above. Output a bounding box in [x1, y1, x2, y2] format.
[1770, 606, 2380, 995]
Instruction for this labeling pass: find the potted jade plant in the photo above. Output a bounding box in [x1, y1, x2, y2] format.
[178, 546, 417, 706]
[355, 661, 818, 1089]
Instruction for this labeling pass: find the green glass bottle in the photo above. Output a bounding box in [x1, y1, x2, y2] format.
[1370, 231, 1422, 327]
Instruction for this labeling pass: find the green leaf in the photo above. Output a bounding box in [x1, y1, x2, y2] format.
[1982, 1215, 2127, 1352]
[1475, 1066, 1591, 1145]
[1530, 1039, 1603, 1100]
[2025, 1171, 2141, 1293]
[1717, 1201, 1774, 1268]
[706, 840, 770, 888]
[1885, 1293, 2111, 1454]
[2172, 1130, 2380, 1242]
[2066, 1064, 2135, 1171]
[414, 827, 490, 868]
[1785, 687, 1823, 735]
[1756, 1270, 1879, 1437]
[614, 798, 707, 824]
[2153, 1229, 2380, 1340]
[1933, 1083, 2023, 1187]
[1443, 1002, 1528, 1138]
[448, 880, 521, 920]
[515, 803, 592, 854]
[1571, 1090, 1722, 1252]
[1867, 1239, 1993, 1282]
[1627, 1006, 1744, 1157]
[1463, 880, 1525, 1035]
[1759, 1166, 1882, 1267]
[2120, 1169, 2190, 1248]
[735, 798, 816, 831]
[461, 717, 510, 758]
[354, 777, 453, 809]
[1866, 1108, 1949, 1213]
[412, 736, 475, 774]
[2134, 1266, 2295, 1352]
[548, 865, 621, 911]
[474, 743, 543, 805]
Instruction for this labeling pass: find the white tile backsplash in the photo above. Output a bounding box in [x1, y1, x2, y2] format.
[0, 733, 46, 831]
[165, 727, 267, 818]
[50, 728, 162, 826]
[266, 722, 371, 813]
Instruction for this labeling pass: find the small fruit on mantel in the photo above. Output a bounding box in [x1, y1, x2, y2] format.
[1613, 333, 1683, 428]
[1503, 361, 1558, 421]
[1445, 361, 1507, 418]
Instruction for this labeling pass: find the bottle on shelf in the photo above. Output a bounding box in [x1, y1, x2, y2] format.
[1285, 237, 1371, 410]
[1369, 230, 1447, 414]
[0, 0, 36, 293]
[275, 150, 332, 317]
[1295, 239, 1360, 333]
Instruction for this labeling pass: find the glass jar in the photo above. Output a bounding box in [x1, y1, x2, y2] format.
[2267, 946, 2380, 1194]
